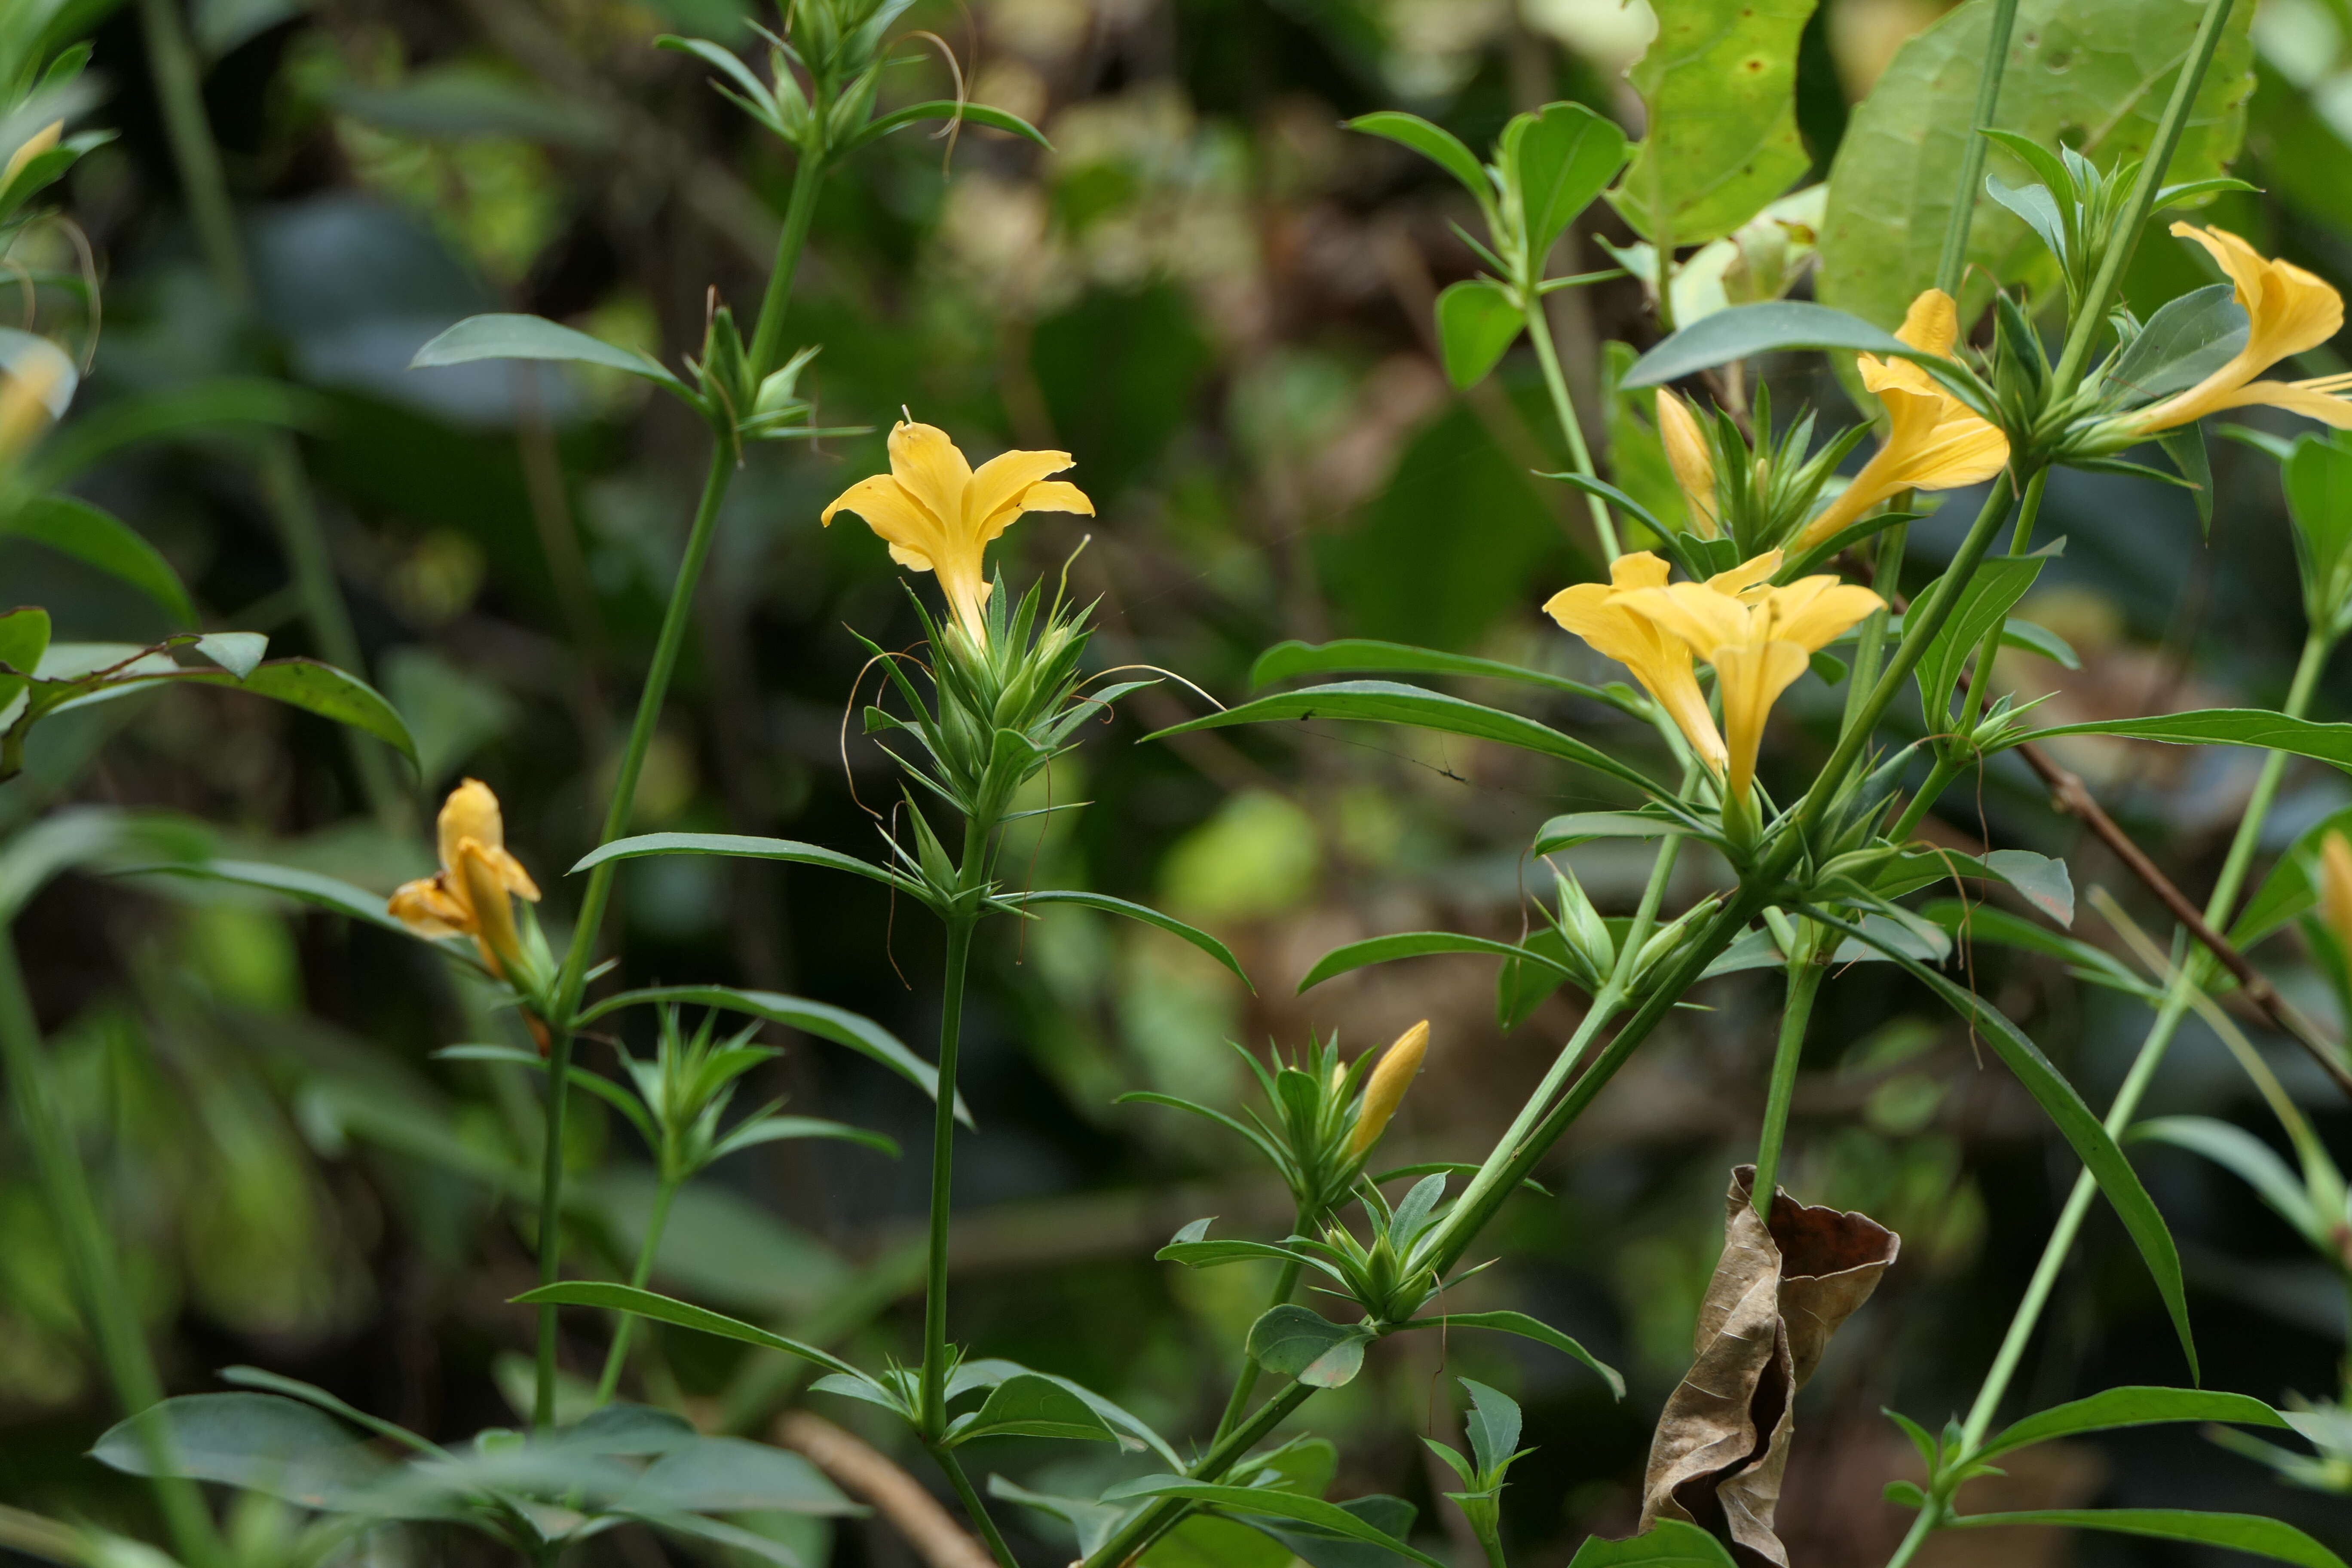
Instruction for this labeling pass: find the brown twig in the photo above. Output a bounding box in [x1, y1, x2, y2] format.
[775, 1412, 997, 1568]
[2015, 741, 2352, 1100]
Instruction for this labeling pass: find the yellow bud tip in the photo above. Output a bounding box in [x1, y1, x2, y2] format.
[0, 349, 66, 465]
[2321, 833, 2352, 957]
[1348, 1020, 1429, 1158]
[1, 121, 62, 190]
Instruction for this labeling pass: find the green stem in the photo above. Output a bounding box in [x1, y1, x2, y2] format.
[919, 911, 977, 1440]
[1888, 753, 1966, 844]
[1951, 467, 2050, 744]
[1480, 1531, 1510, 1568]
[593, 1173, 679, 1405]
[934, 1447, 1020, 1568]
[1211, 1236, 1305, 1446]
[1943, 623, 2330, 1472]
[1883, 1502, 1943, 1568]
[1081, 1384, 1318, 1568]
[2046, 0, 2242, 396]
[1932, 0, 2023, 297]
[138, 0, 401, 820]
[0, 938, 223, 1568]
[1752, 937, 1824, 1213]
[1525, 297, 1620, 560]
[747, 150, 827, 381]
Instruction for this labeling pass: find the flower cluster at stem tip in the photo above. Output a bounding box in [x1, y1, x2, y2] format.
[389, 779, 543, 983]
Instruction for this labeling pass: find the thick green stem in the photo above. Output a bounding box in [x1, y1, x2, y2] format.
[1525, 298, 1620, 560]
[1752, 939, 1824, 1212]
[593, 1173, 679, 1405]
[0, 940, 222, 1568]
[138, 0, 401, 820]
[919, 913, 977, 1440]
[934, 1447, 1021, 1568]
[1211, 1239, 1305, 1446]
[1932, 0, 2023, 296]
[747, 150, 827, 381]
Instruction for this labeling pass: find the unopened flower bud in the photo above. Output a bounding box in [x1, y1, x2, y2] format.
[2321, 833, 2352, 957]
[1656, 390, 1720, 538]
[1348, 1020, 1429, 1157]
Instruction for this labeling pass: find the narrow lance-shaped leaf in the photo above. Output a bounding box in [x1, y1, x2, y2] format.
[1947, 1510, 2343, 1568]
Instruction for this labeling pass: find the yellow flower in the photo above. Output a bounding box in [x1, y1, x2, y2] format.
[0, 350, 64, 466]
[1348, 1020, 1429, 1158]
[1656, 390, 1720, 537]
[2321, 832, 2352, 959]
[2125, 225, 2352, 434]
[390, 779, 542, 980]
[821, 419, 1095, 642]
[1796, 289, 2009, 551]
[1, 121, 61, 190]
[1544, 552, 1730, 776]
[1625, 551, 1884, 800]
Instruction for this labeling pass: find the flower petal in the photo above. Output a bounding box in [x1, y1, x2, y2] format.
[1716, 640, 1811, 799]
[885, 420, 974, 534]
[1609, 551, 1673, 591]
[438, 777, 505, 873]
[1767, 581, 1885, 652]
[2205, 379, 2352, 429]
[1626, 582, 1752, 658]
[389, 875, 470, 939]
[965, 446, 1076, 533]
[1894, 288, 1960, 358]
[824, 473, 947, 571]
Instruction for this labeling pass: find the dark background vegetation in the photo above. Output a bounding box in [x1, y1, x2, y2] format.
[9, 0, 2352, 1562]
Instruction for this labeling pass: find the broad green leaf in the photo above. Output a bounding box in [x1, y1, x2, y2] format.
[2111, 284, 2247, 402]
[1302, 931, 1572, 994]
[1994, 709, 2352, 770]
[570, 831, 917, 893]
[410, 313, 686, 392]
[511, 1281, 866, 1380]
[1918, 554, 2048, 728]
[1948, 1510, 2343, 1568]
[1611, 0, 1819, 244]
[1566, 1520, 1740, 1568]
[1400, 1311, 1624, 1398]
[90, 1393, 389, 1511]
[997, 889, 1251, 988]
[1508, 101, 1629, 254]
[1620, 303, 1924, 388]
[1248, 637, 1621, 706]
[2230, 802, 2352, 949]
[576, 984, 962, 1121]
[1249, 1304, 1372, 1387]
[1144, 682, 1688, 814]
[3, 496, 194, 624]
[1434, 279, 1524, 389]
[947, 1373, 1121, 1445]
[1817, 0, 2256, 329]
[1804, 906, 2196, 1377]
[0, 604, 49, 714]
[1459, 1378, 1522, 1476]
[2132, 1117, 2323, 1243]
[1976, 1385, 2287, 1461]
[1097, 1477, 1449, 1568]
[219, 1366, 444, 1457]
[989, 1476, 1134, 1559]
[1982, 848, 2074, 928]
[1236, 1496, 1421, 1568]
[1344, 110, 1489, 199]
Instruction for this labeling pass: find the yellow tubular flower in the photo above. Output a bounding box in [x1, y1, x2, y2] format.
[1626, 551, 1885, 800]
[1796, 289, 2009, 551]
[1544, 552, 1730, 776]
[2126, 225, 2352, 433]
[821, 419, 1096, 643]
[1656, 390, 1721, 537]
[2321, 833, 2352, 958]
[1348, 1020, 1430, 1158]
[389, 778, 542, 979]
[1, 121, 61, 190]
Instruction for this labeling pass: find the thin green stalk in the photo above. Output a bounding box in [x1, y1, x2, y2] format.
[0, 939, 222, 1568]
[137, 0, 401, 822]
[919, 910, 977, 1440]
[747, 150, 827, 381]
[1480, 1532, 1510, 1568]
[1933, 0, 2023, 297]
[1951, 467, 2050, 743]
[1081, 1384, 1318, 1568]
[1751, 937, 1824, 1213]
[1887, 753, 1966, 844]
[935, 1447, 1021, 1568]
[593, 1173, 680, 1404]
[1525, 299, 1620, 560]
[1211, 1229, 1305, 1446]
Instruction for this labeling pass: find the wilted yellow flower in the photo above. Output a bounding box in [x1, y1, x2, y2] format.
[1, 121, 61, 190]
[821, 419, 1095, 642]
[1626, 552, 1884, 800]
[1544, 552, 1730, 776]
[1348, 1020, 1429, 1157]
[2125, 226, 2352, 434]
[1656, 390, 1720, 537]
[390, 779, 542, 980]
[1796, 289, 2009, 550]
[2321, 833, 2352, 958]
[0, 351, 64, 465]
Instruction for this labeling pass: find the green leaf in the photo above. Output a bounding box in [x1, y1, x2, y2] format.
[1620, 303, 1929, 388]
[1400, 1311, 1624, 1399]
[1817, 0, 2256, 329]
[1301, 931, 1572, 994]
[576, 985, 963, 1122]
[946, 1373, 1122, 1445]
[619, 1436, 860, 1514]
[410, 313, 686, 392]
[1235, 1496, 1422, 1568]
[1248, 1305, 1372, 1387]
[1611, 0, 1818, 244]
[0, 808, 209, 923]
[989, 1477, 1134, 1559]
[3, 496, 195, 624]
[1144, 682, 1687, 814]
[511, 1281, 866, 1381]
[2111, 284, 2247, 402]
[1802, 906, 2196, 1378]
[119, 856, 421, 939]
[570, 831, 918, 894]
[1923, 899, 2153, 997]
[1434, 279, 1524, 389]
[1459, 1378, 1521, 1477]
[1947, 1510, 2343, 1568]
[1993, 709, 2352, 770]
[839, 100, 1050, 153]
[996, 889, 1251, 988]
[219, 1366, 444, 1457]
[1158, 1237, 1314, 1269]
[2131, 1117, 2324, 1244]
[1918, 554, 2048, 728]
[76, 659, 420, 770]
[1344, 110, 1490, 199]
[1248, 638, 1621, 706]
[1975, 1385, 2288, 1461]
[1508, 101, 1629, 254]
[22, 376, 322, 491]
[2231, 802, 2352, 949]
[0, 604, 49, 714]
[1981, 848, 2074, 928]
[1532, 810, 1705, 852]
[1098, 1477, 1449, 1568]
[1566, 1520, 1740, 1568]
[89, 1393, 389, 1511]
